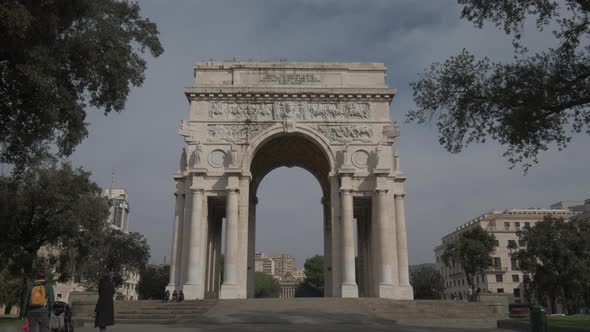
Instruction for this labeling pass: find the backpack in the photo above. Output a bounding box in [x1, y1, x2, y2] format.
[29, 283, 47, 307]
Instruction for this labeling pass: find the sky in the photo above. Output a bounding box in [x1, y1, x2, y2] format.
[71, 0, 590, 267]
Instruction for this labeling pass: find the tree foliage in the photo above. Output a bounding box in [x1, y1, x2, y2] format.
[512, 216, 590, 313]
[295, 255, 324, 297]
[138, 265, 169, 300]
[0, 160, 109, 278]
[254, 272, 280, 298]
[409, 0, 590, 170]
[441, 226, 496, 297]
[78, 229, 150, 289]
[0, 0, 163, 168]
[410, 265, 446, 300]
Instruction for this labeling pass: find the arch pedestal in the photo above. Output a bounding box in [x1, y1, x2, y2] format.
[167, 61, 413, 300]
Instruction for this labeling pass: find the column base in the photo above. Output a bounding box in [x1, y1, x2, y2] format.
[182, 284, 204, 300]
[393, 284, 414, 300]
[340, 283, 358, 298]
[220, 283, 240, 299]
[377, 284, 395, 298]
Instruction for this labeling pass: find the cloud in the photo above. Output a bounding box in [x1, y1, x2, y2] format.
[72, 0, 590, 267]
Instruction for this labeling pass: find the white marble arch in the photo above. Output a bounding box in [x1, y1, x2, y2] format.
[240, 123, 337, 177]
[167, 61, 413, 300]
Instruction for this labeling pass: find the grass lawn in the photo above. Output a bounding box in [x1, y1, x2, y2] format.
[546, 314, 590, 328]
[0, 316, 21, 327]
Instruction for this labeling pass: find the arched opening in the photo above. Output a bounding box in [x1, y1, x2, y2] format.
[255, 167, 323, 298]
[247, 133, 332, 298]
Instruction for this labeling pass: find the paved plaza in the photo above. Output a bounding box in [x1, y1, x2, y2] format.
[70, 324, 516, 332]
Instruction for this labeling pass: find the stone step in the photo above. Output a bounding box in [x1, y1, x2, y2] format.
[117, 309, 210, 315]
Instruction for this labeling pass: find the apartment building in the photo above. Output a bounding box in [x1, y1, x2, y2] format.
[434, 208, 575, 303]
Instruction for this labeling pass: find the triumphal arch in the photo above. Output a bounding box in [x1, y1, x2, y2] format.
[167, 61, 413, 300]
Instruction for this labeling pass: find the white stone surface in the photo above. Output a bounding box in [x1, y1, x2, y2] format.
[170, 61, 413, 299]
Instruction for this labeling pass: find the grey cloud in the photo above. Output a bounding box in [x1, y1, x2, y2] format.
[72, 0, 589, 266]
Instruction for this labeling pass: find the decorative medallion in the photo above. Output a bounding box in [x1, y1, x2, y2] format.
[352, 150, 370, 168]
[208, 149, 226, 168]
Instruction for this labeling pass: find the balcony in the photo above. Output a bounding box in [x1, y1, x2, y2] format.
[486, 266, 509, 273]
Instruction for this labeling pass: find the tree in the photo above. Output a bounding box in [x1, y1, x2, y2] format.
[295, 255, 324, 297]
[0, 268, 22, 314]
[0, 160, 110, 278]
[0, 0, 163, 168]
[78, 229, 150, 289]
[254, 272, 280, 298]
[408, 1, 590, 170]
[410, 266, 445, 300]
[513, 216, 590, 313]
[441, 226, 496, 301]
[138, 265, 169, 300]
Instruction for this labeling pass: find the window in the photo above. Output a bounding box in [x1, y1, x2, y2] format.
[519, 240, 526, 247]
[515, 222, 521, 229]
[504, 222, 510, 229]
[512, 275, 520, 282]
[497, 288, 504, 293]
[513, 288, 521, 297]
[525, 222, 531, 228]
[496, 274, 503, 282]
[493, 257, 502, 269]
[494, 239, 500, 246]
[508, 240, 517, 248]
[523, 275, 531, 283]
[511, 258, 519, 271]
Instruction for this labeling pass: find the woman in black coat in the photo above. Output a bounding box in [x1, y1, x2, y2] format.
[95, 274, 115, 331]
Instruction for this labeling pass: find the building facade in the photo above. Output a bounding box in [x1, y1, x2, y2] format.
[51, 187, 138, 302]
[167, 61, 413, 300]
[103, 188, 131, 233]
[255, 253, 275, 275]
[552, 198, 590, 222]
[269, 254, 296, 279]
[434, 208, 575, 303]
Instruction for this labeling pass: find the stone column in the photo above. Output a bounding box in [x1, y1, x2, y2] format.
[220, 188, 239, 298]
[395, 194, 413, 299]
[340, 189, 358, 297]
[183, 188, 204, 299]
[180, 191, 192, 287]
[376, 189, 394, 297]
[247, 196, 257, 298]
[167, 193, 184, 291]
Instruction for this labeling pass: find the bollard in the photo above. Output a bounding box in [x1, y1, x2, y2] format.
[529, 305, 547, 332]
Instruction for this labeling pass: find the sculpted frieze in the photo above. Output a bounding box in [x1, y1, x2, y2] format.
[207, 124, 271, 143]
[208, 101, 369, 121]
[316, 125, 373, 142]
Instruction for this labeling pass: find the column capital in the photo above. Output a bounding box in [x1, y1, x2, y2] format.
[375, 189, 388, 195]
[394, 194, 405, 199]
[189, 187, 205, 194]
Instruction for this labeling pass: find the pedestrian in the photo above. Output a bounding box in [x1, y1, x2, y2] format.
[178, 290, 184, 302]
[172, 290, 178, 302]
[94, 273, 115, 332]
[21, 271, 55, 332]
[162, 289, 170, 303]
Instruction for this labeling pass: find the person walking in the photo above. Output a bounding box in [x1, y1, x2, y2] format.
[94, 274, 115, 332]
[21, 272, 55, 332]
[163, 289, 170, 303]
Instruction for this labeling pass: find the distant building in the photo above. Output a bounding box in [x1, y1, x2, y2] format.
[434, 208, 575, 304]
[552, 198, 590, 222]
[270, 254, 296, 278]
[53, 187, 138, 302]
[102, 188, 130, 233]
[255, 253, 275, 275]
[279, 281, 298, 298]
